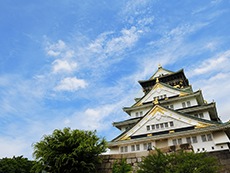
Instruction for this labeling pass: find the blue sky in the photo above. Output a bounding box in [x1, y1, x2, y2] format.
[1, 0, 230, 159]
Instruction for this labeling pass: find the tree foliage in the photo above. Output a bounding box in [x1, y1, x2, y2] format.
[137, 147, 223, 173]
[32, 127, 107, 173]
[112, 158, 132, 173]
[0, 155, 35, 173]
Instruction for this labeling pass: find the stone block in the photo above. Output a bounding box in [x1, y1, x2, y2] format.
[220, 159, 230, 165]
[126, 158, 132, 164]
[137, 157, 142, 162]
[110, 154, 122, 159]
[132, 158, 137, 163]
[104, 163, 111, 169]
[122, 153, 136, 158]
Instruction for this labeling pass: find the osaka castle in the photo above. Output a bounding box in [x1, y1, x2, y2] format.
[109, 65, 230, 154]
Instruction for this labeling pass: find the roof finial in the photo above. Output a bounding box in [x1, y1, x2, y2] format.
[159, 63, 162, 69]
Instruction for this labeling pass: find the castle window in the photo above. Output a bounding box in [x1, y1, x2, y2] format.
[120, 147, 124, 152]
[207, 134, 213, 141]
[140, 111, 143, 116]
[178, 138, 182, 144]
[136, 144, 140, 151]
[201, 135, 207, 142]
[182, 102, 186, 108]
[148, 143, 152, 150]
[186, 137, 191, 144]
[143, 143, 147, 150]
[156, 124, 160, 129]
[151, 125, 155, 130]
[173, 139, 177, 145]
[164, 122, 168, 127]
[170, 121, 174, 127]
[125, 146, 128, 152]
[146, 126, 150, 131]
[199, 113, 204, 118]
[136, 112, 139, 117]
[187, 101, 191, 107]
[212, 147, 214, 150]
[170, 105, 174, 109]
[194, 114, 198, 117]
[160, 123, 164, 128]
[192, 136, 198, 143]
[164, 94, 166, 98]
[131, 145, 135, 151]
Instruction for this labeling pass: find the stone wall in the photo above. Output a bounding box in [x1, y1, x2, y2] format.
[97, 145, 230, 173]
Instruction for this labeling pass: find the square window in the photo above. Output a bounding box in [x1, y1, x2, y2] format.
[136, 112, 138, 117]
[187, 101, 191, 107]
[194, 114, 198, 117]
[120, 147, 124, 152]
[173, 139, 177, 145]
[125, 146, 128, 152]
[199, 113, 204, 118]
[151, 125, 155, 130]
[131, 145, 135, 151]
[156, 124, 159, 129]
[170, 121, 174, 127]
[192, 136, 198, 143]
[170, 105, 174, 109]
[182, 102, 186, 108]
[178, 138, 182, 144]
[140, 111, 143, 116]
[207, 134, 213, 141]
[136, 144, 140, 151]
[125, 127, 128, 131]
[164, 94, 167, 98]
[143, 143, 147, 150]
[166, 105, 169, 108]
[164, 122, 168, 127]
[160, 123, 164, 128]
[186, 137, 191, 144]
[157, 96, 159, 99]
[201, 135, 207, 142]
[146, 126, 150, 131]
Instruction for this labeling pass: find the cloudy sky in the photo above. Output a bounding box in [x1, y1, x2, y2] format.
[1, 0, 230, 159]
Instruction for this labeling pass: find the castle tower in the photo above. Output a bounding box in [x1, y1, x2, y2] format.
[109, 65, 230, 154]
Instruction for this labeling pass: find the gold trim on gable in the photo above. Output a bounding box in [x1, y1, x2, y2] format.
[118, 135, 131, 141]
[153, 83, 163, 90]
[147, 134, 152, 137]
[179, 93, 188, 97]
[195, 122, 212, 129]
[135, 102, 143, 107]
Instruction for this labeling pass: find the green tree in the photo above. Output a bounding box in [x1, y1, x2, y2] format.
[137, 148, 223, 173]
[112, 158, 132, 173]
[32, 127, 107, 173]
[0, 155, 35, 173]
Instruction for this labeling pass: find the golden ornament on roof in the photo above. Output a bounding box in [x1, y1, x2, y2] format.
[159, 63, 162, 68]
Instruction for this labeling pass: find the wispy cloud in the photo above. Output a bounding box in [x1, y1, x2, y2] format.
[188, 50, 230, 77]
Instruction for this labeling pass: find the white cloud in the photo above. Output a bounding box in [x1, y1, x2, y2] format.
[52, 59, 77, 74]
[47, 50, 60, 56]
[54, 77, 88, 92]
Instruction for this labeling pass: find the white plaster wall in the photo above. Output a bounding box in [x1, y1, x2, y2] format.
[164, 97, 198, 110]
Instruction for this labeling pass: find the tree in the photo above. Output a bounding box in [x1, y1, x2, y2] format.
[0, 155, 35, 173]
[112, 158, 132, 173]
[32, 127, 107, 173]
[137, 147, 223, 173]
